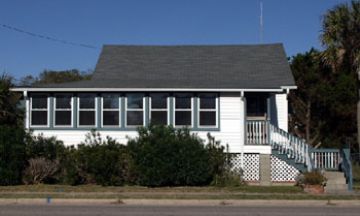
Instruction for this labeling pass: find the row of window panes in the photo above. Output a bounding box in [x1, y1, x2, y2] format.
[30, 93, 217, 127]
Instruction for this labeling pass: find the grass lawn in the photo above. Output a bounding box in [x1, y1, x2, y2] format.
[0, 184, 303, 194]
[0, 184, 359, 200]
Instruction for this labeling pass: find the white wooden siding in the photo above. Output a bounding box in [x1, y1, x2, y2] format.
[270, 93, 288, 132]
[196, 92, 243, 153]
[32, 130, 138, 146]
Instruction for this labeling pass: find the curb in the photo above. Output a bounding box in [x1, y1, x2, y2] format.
[0, 199, 359, 207]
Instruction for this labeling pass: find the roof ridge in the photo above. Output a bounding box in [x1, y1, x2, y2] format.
[102, 43, 284, 48]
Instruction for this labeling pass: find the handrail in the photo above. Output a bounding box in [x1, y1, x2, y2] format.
[340, 147, 353, 191]
[269, 124, 313, 171]
[311, 148, 340, 170]
[247, 120, 351, 177]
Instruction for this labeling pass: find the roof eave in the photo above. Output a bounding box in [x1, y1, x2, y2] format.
[10, 87, 288, 93]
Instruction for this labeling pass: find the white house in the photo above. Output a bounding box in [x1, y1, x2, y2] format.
[13, 44, 345, 185]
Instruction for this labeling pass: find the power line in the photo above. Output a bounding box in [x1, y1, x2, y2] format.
[0, 23, 99, 50]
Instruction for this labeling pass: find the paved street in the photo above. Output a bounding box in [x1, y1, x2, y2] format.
[1, 204, 360, 216]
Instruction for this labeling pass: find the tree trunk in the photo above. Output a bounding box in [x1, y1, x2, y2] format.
[306, 101, 311, 144]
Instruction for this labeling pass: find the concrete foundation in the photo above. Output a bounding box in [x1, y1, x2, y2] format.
[259, 154, 272, 186]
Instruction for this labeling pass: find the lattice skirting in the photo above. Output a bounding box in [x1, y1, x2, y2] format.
[271, 155, 300, 182]
[231, 154, 260, 181]
[231, 154, 300, 182]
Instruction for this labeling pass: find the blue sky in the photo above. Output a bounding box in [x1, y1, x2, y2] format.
[0, 0, 349, 80]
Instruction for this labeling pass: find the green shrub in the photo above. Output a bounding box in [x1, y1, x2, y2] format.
[212, 170, 244, 187]
[128, 125, 228, 187]
[23, 132, 67, 184]
[54, 145, 87, 186]
[205, 134, 243, 186]
[296, 171, 327, 186]
[0, 126, 26, 185]
[25, 132, 66, 160]
[69, 130, 129, 186]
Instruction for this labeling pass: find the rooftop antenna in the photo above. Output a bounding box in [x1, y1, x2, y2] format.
[260, 1, 263, 43]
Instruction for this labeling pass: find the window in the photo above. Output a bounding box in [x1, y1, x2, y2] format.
[78, 94, 96, 127]
[102, 94, 120, 127]
[30, 94, 48, 126]
[246, 94, 267, 117]
[150, 93, 168, 125]
[198, 94, 217, 127]
[126, 93, 144, 126]
[174, 93, 192, 126]
[54, 94, 72, 127]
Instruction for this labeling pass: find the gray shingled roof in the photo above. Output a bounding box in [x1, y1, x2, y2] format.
[34, 44, 295, 89]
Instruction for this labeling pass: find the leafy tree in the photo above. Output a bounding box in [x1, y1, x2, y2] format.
[0, 74, 23, 126]
[0, 126, 26, 185]
[289, 49, 325, 146]
[19, 69, 92, 86]
[290, 48, 357, 148]
[320, 0, 360, 151]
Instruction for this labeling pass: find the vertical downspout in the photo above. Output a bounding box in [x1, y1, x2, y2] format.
[240, 91, 245, 170]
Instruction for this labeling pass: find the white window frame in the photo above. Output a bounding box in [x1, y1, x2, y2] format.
[101, 94, 121, 128]
[77, 94, 97, 127]
[125, 95, 145, 127]
[54, 94, 73, 128]
[197, 95, 218, 128]
[149, 94, 170, 125]
[174, 94, 193, 127]
[30, 94, 50, 127]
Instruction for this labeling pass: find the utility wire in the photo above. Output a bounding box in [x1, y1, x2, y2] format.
[0, 23, 99, 50]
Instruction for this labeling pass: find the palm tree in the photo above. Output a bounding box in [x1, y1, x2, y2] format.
[321, 1, 360, 153]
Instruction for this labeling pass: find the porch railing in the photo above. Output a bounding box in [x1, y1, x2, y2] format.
[246, 120, 312, 171]
[311, 149, 340, 170]
[246, 120, 269, 145]
[311, 147, 352, 190]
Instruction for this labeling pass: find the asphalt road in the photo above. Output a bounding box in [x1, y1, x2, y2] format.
[1, 204, 360, 216]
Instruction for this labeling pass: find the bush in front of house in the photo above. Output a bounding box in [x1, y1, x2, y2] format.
[205, 134, 243, 186]
[296, 170, 327, 186]
[22, 157, 59, 184]
[65, 130, 130, 186]
[1, 125, 237, 187]
[0, 126, 27, 185]
[22, 132, 66, 184]
[127, 125, 229, 187]
[25, 133, 67, 160]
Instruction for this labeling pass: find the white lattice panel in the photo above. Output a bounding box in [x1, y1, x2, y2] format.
[271, 155, 300, 182]
[231, 154, 260, 181]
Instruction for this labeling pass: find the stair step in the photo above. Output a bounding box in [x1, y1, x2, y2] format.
[324, 171, 349, 193]
[327, 178, 347, 184]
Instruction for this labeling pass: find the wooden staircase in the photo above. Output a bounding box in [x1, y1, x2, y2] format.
[269, 124, 353, 192]
[246, 120, 353, 191]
